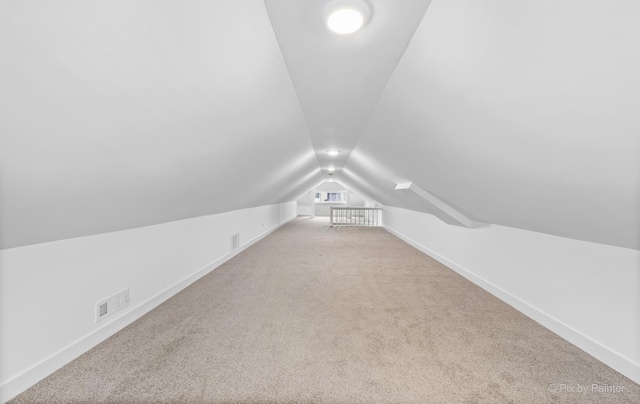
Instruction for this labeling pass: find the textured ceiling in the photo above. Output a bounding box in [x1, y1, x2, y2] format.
[1, 0, 638, 250]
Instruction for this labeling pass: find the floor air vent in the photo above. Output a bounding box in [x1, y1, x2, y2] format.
[230, 233, 240, 251]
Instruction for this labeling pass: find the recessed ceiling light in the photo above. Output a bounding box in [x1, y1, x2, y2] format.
[327, 9, 364, 34]
[327, 150, 340, 156]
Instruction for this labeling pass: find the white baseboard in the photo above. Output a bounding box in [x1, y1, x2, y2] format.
[384, 225, 640, 385]
[0, 216, 294, 404]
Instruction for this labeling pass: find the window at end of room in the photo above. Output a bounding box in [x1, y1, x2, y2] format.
[314, 192, 346, 203]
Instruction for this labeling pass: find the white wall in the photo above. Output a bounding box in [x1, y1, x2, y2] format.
[315, 182, 347, 216]
[0, 201, 297, 402]
[383, 206, 640, 384]
[315, 182, 346, 192]
[347, 190, 365, 207]
[313, 182, 373, 216]
[314, 191, 366, 216]
[296, 191, 315, 217]
[315, 204, 344, 216]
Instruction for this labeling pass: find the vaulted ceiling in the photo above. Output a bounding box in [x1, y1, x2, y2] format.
[1, 0, 639, 250]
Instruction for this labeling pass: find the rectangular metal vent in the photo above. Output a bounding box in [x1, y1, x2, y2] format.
[96, 289, 130, 323]
[230, 233, 240, 251]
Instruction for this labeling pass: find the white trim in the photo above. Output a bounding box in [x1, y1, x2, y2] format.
[0, 216, 294, 403]
[384, 225, 640, 385]
[394, 182, 478, 228]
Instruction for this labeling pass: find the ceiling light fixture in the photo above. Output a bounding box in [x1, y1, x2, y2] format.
[327, 9, 364, 34]
[327, 150, 340, 156]
[323, 0, 371, 35]
[328, 166, 336, 172]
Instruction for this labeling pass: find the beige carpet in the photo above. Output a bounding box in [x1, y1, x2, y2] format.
[11, 217, 640, 403]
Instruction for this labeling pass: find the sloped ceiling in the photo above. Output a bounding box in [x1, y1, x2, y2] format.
[264, 0, 432, 172]
[342, 0, 640, 249]
[2, 0, 639, 250]
[0, 0, 322, 249]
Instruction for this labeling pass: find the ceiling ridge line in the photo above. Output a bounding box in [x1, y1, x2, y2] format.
[261, 0, 322, 172]
[344, 0, 436, 167]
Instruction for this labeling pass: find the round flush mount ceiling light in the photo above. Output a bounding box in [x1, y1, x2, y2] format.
[323, 0, 371, 35]
[326, 150, 340, 156]
[327, 9, 364, 34]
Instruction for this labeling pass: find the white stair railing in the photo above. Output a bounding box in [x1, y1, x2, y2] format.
[330, 207, 382, 227]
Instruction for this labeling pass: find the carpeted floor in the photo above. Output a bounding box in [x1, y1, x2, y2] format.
[10, 217, 640, 403]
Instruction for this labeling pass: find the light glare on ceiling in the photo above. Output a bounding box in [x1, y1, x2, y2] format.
[327, 150, 340, 156]
[328, 166, 336, 172]
[327, 9, 364, 34]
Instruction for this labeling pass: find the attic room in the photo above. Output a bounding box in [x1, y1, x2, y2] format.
[1, 0, 639, 402]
